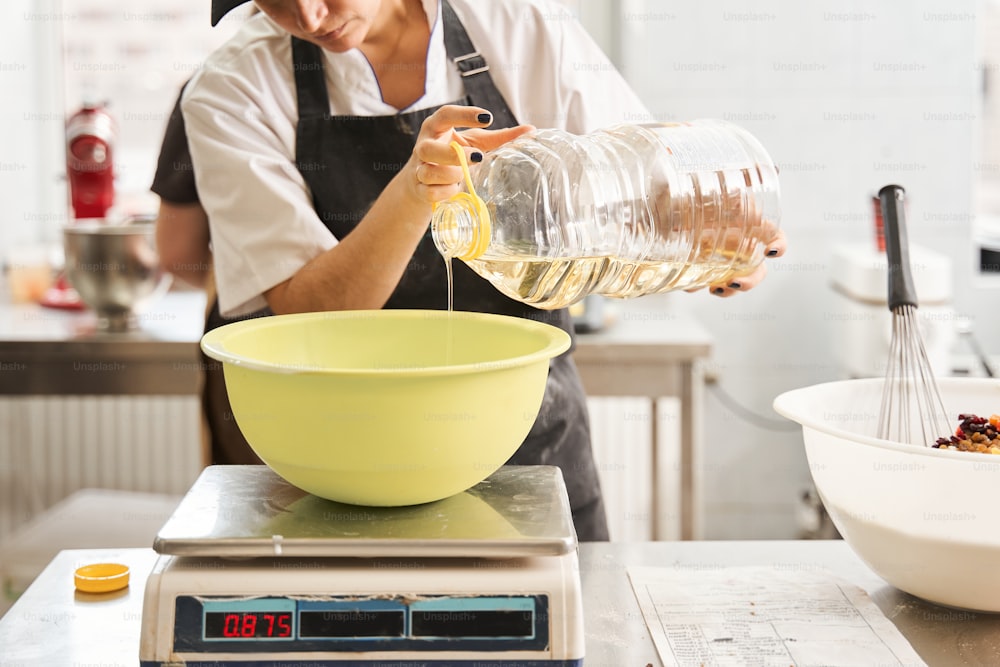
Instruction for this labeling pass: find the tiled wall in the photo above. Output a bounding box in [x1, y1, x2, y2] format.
[613, 0, 985, 538]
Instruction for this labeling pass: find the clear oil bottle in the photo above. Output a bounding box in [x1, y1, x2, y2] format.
[432, 120, 781, 309]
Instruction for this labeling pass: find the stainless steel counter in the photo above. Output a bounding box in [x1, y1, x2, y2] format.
[1, 540, 995, 666]
[0, 289, 207, 395]
[582, 540, 1000, 667]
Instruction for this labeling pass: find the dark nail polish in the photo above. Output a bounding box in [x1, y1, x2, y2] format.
[477, 112, 492, 124]
[470, 151, 484, 163]
[713, 287, 725, 295]
[728, 282, 741, 289]
[767, 248, 778, 257]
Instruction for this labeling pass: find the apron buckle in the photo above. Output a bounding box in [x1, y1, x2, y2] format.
[453, 51, 490, 77]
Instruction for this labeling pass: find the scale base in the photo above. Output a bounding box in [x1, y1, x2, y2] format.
[139, 465, 585, 665]
[140, 551, 584, 666]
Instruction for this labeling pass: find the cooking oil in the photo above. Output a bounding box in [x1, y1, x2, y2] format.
[466, 252, 754, 310]
[431, 119, 780, 310]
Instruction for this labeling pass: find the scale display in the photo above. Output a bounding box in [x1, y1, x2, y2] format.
[174, 594, 549, 653]
[202, 599, 295, 640]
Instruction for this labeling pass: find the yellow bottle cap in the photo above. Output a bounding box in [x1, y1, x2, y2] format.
[435, 141, 491, 261]
[74, 562, 130, 594]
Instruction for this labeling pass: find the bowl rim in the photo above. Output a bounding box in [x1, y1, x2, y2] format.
[64, 216, 156, 235]
[200, 309, 572, 376]
[64, 224, 155, 235]
[773, 376, 1000, 463]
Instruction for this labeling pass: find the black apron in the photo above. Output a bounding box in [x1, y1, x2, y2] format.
[203, 0, 608, 540]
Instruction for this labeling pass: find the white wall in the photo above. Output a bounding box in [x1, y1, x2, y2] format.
[0, 0, 248, 256]
[605, 0, 988, 538]
[0, 0, 67, 252]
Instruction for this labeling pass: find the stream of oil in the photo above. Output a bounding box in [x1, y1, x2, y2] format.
[444, 254, 454, 365]
[445, 255, 454, 313]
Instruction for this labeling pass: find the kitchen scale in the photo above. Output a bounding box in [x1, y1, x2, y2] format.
[139, 465, 584, 666]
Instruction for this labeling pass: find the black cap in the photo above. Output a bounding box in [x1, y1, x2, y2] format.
[212, 0, 251, 26]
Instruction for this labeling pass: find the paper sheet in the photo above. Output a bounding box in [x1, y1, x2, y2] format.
[627, 565, 927, 667]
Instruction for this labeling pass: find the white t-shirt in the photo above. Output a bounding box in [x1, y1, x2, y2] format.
[182, 0, 650, 317]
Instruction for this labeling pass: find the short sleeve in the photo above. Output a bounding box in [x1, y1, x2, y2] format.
[151, 85, 200, 205]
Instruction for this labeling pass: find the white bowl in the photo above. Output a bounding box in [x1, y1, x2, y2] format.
[774, 377, 1000, 612]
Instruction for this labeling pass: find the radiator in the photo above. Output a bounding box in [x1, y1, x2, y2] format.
[0, 395, 204, 541]
[0, 395, 670, 543]
[587, 397, 681, 542]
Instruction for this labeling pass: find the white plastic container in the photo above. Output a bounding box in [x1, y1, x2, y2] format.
[829, 242, 955, 378]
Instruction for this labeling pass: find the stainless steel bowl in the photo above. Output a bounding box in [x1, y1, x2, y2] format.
[63, 217, 172, 332]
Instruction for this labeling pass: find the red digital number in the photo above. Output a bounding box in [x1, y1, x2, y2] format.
[223, 613, 240, 638]
[241, 614, 258, 637]
[260, 613, 293, 637]
[218, 611, 291, 638]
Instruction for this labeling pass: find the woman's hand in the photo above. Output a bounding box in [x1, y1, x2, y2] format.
[704, 222, 787, 298]
[265, 105, 533, 314]
[404, 104, 534, 206]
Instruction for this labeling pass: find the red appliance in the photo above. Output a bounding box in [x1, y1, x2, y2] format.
[66, 102, 116, 220]
[43, 102, 116, 310]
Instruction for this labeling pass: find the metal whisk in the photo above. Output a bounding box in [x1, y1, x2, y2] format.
[876, 184, 950, 446]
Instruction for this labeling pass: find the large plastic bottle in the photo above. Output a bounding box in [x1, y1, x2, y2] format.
[431, 120, 781, 310]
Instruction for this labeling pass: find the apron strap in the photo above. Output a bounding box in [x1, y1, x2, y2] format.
[291, 38, 328, 119]
[440, 0, 515, 123]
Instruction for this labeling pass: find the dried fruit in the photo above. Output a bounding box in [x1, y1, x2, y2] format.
[933, 413, 999, 453]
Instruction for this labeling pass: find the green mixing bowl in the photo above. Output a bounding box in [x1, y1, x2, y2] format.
[200, 309, 570, 506]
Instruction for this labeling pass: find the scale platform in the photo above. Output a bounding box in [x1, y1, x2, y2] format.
[139, 465, 585, 666]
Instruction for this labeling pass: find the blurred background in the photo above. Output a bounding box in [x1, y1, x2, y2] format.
[0, 0, 997, 570]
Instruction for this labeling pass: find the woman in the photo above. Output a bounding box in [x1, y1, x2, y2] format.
[180, 0, 788, 540]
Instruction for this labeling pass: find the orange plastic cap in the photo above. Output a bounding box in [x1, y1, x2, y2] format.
[74, 562, 130, 594]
